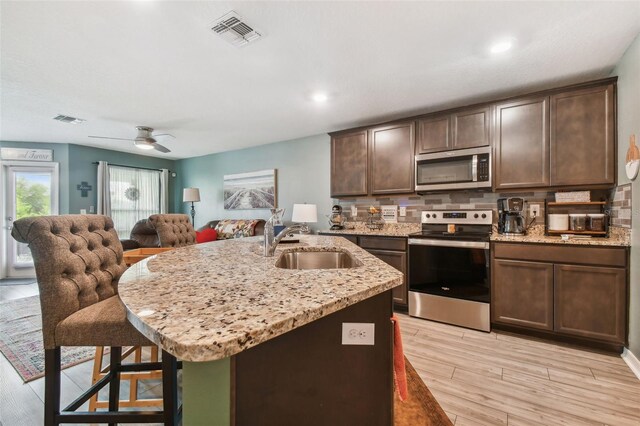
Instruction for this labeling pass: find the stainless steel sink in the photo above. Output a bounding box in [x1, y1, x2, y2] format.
[275, 250, 359, 270]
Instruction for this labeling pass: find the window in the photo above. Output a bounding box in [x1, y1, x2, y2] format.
[109, 166, 161, 238]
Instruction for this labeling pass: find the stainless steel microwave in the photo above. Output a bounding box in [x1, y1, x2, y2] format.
[415, 146, 491, 192]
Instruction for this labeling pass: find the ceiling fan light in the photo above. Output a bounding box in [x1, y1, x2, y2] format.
[134, 140, 155, 150]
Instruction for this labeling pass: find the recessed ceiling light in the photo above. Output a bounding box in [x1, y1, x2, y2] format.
[312, 92, 328, 103]
[490, 39, 514, 54]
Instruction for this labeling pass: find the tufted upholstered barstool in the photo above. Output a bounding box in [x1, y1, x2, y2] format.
[11, 215, 181, 426]
[148, 213, 197, 248]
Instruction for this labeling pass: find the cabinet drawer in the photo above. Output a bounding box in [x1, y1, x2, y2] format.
[358, 236, 406, 251]
[493, 243, 626, 268]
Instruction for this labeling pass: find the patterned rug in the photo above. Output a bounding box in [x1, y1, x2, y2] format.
[0, 296, 96, 382]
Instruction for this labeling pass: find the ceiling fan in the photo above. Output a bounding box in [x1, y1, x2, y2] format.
[89, 126, 173, 153]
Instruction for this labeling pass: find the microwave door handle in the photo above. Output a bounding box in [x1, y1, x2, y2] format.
[471, 155, 478, 182]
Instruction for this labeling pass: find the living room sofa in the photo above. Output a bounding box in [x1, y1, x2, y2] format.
[198, 219, 266, 239]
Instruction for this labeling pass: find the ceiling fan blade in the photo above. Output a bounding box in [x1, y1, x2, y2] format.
[153, 143, 171, 153]
[88, 136, 135, 141]
[154, 133, 176, 139]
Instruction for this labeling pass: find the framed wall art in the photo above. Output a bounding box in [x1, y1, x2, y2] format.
[223, 169, 277, 210]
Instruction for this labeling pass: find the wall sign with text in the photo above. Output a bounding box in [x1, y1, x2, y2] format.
[0, 148, 54, 162]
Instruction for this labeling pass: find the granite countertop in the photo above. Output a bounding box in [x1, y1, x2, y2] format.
[118, 235, 403, 362]
[490, 225, 630, 247]
[320, 222, 421, 237]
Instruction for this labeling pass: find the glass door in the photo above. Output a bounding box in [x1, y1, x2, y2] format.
[3, 162, 59, 278]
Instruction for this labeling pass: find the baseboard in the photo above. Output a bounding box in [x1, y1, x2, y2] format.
[621, 348, 640, 380]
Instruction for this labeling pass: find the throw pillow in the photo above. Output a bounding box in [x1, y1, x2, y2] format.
[196, 228, 218, 243]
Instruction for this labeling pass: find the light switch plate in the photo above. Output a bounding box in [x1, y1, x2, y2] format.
[341, 323, 375, 345]
[89, 206, 95, 213]
[399, 206, 407, 217]
[80, 209, 87, 214]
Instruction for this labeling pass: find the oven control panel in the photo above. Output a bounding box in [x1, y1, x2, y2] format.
[421, 210, 493, 225]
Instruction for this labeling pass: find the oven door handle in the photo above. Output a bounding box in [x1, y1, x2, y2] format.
[408, 238, 490, 249]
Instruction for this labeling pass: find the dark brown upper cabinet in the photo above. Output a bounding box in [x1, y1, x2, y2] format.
[494, 97, 550, 190]
[330, 130, 368, 197]
[452, 106, 491, 150]
[369, 122, 415, 195]
[415, 107, 490, 155]
[415, 115, 450, 154]
[550, 84, 615, 187]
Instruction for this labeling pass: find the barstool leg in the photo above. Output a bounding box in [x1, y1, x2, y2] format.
[108, 346, 122, 426]
[162, 350, 179, 426]
[44, 348, 61, 426]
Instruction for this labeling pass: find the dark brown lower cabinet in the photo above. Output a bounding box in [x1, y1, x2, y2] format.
[554, 264, 626, 343]
[491, 242, 628, 351]
[320, 233, 408, 310]
[366, 249, 408, 307]
[492, 259, 554, 331]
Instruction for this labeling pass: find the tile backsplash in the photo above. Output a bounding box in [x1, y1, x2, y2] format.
[335, 186, 631, 228]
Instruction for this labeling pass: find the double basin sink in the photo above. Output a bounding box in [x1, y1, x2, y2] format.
[275, 249, 359, 270]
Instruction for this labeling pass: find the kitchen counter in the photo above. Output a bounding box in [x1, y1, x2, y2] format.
[119, 234, 402, 424]
[118, 234, 403, 362]
[490, 225, 630, 247]
[320, 222, 420, 237]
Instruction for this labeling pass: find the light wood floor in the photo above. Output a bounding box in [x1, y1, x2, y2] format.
[399, 313, 640, 426]
[1, 285, 638, 425]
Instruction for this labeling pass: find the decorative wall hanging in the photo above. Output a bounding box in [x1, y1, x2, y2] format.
[76, 181, 93, 197]
[124, 186, 140, 201]
[625, 134, 639, 181]
[223, 169, 277, 210]
[1, 148, 53, 161]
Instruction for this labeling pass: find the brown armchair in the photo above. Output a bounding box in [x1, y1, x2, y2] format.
[148, 213, 197, 247]
[120, 219, 160, 250]
[11, 214, 180, 425]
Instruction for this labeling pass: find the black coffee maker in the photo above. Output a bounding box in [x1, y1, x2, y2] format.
[497, 198, 526, 235]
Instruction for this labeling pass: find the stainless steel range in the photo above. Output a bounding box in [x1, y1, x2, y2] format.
[408, 210, 492, 332]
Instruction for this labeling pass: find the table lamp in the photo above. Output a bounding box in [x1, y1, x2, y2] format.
[183, 188, 201, 225]
[291, 203, 317, 234]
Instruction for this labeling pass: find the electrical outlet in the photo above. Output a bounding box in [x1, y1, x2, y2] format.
[351, 205, 358, 217]
[342, 323, 375, 345]
[399, 206, 407, 217]
[530, 204, 540, 218]
[80, 209, 87, 214]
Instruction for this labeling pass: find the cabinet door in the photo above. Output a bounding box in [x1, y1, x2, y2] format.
[492, 259, 554, 330]
[369, 122, 415, 195]
[452, 106, 490, 150]
[554, 264, 626, 343]
[494, 97, 550, 190]
[330, 131, 368, 197]
[415, 115, 451, 154]
[550, 84, 615, 186]
[367, 248, 407, 307]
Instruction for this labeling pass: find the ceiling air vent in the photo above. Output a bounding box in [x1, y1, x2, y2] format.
[210, 11, 262, 47]
[52, 114, 86, 124]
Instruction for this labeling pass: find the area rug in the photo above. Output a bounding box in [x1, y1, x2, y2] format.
[0, 296, 96, 382]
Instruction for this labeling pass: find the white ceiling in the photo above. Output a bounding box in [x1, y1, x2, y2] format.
[1, 1, 639, 160]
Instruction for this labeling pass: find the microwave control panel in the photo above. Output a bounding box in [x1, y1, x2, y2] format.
[477, 154, 490, 182]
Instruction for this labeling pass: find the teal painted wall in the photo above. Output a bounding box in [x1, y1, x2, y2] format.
[0, 141, 71, 214]
[67, 144, 177, 214]
[175, 134, 332, 230]
[612, 33, 640, 356]
[1, 141, 178, 214]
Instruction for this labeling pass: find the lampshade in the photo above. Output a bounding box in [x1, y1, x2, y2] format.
[292, 204, 318, 223]
[183, 188, 201, 203]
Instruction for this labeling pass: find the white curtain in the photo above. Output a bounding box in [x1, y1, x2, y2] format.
[160, 168, 169, 214]
[108, 166, 161, 238]
[97, 161, 111, 216]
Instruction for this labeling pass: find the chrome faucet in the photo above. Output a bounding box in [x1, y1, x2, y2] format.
[264, 213, 306, 257]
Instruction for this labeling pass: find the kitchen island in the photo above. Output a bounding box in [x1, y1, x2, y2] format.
[119, 235, 403, 425]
